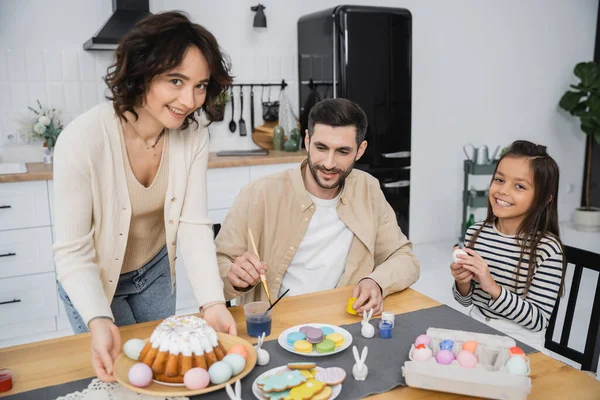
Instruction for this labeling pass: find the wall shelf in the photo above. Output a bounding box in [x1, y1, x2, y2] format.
[460, 160, 498, 240]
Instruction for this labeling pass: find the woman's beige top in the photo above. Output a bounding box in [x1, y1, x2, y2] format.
[53, 102, 224, 325]
[120, 129, 170, 274]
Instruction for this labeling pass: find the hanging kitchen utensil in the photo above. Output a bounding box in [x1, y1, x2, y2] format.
[250, 85, 255, 133]
[261, 86, 279, 122]
[228, 86, 236, 133]
[239, 87, 247, 136]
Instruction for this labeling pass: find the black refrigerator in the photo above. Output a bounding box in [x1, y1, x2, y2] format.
[298, 5, 412, 236]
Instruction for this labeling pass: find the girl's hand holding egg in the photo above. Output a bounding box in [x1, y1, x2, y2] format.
[456, 248, 502, 299]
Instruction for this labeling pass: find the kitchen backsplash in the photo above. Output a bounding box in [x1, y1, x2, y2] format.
[0, 47, 299, 158]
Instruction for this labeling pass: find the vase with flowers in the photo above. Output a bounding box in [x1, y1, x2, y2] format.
[19, 100, 63, 163]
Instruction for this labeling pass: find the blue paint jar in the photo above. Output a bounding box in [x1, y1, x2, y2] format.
[379, 320, 393, 339]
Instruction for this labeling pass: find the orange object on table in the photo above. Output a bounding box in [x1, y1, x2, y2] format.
[0, 368, 13, 392]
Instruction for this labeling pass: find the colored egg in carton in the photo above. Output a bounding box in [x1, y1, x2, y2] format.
[402, 327, 532, 400]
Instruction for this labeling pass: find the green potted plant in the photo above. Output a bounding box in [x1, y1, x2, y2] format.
[559, 61, 600, 231]
[211, 90, 230, 122]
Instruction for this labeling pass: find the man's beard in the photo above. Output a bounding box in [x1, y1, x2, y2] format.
[307, 152, 355, 190]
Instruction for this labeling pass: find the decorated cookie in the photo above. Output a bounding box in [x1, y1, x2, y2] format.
[287, 362, 317, 370]
[287, 332, 307, 346]
[316, 339, 335, 353]
[260, 370, 307, 393]
[294, 340, 313, 353]
[286, 379, 326, 400]
[263, 388, 291, 400]
[312, 385, 333, 400]
[297, 370, 314, 379]
[326, 333, 345, 347]
[300, 327, 324, 344]
[263, 389, 291, 400]
[320, 326, 335, 336]
[314, 367, 347, 385]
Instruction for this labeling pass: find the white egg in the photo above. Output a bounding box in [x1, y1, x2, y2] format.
[506, 355, 529, 375]
[209, 361, 233, 384]
[452, 248, 468, 263]
[223, 353, 246, 375]
[123, 339, 147, 361]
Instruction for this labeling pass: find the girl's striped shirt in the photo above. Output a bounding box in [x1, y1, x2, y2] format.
[452, 222, 563, 332]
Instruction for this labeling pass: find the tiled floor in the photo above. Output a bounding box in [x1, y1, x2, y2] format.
[411, 224, 600, 377]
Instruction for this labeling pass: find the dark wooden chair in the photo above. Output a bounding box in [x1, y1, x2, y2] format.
[545, 245, 600, 372]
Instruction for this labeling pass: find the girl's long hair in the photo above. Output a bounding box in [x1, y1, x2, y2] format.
[466, 140, 566, 296]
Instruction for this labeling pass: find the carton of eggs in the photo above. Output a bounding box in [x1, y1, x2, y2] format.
[404, 328, 532, 400]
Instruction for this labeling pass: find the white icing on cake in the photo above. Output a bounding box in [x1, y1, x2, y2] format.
[149, 315, 219, 357]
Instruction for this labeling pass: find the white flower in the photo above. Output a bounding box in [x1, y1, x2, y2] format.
[38, 115, 51, 126]
[34, 123, 46, 134]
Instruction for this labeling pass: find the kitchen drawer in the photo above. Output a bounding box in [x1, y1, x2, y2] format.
[0, 272, 58, 325]
[0, 227, 54, 279]
[0, 317, 56, 342]
[207, 167, 250, 211]
[0, 181, 51, 230]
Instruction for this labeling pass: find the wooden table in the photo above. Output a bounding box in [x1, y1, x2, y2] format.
[1, 287, 599, 398]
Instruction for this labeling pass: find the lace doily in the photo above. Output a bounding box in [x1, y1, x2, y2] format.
[55, 379, 189, 400]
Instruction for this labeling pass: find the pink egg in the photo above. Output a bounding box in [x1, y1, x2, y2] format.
[456, 350, 478, 368]
[435, 349, 455, 365]
[184, 367, 210, 390]
[128, 363, 153, 388]
[414, 334, 431, 347]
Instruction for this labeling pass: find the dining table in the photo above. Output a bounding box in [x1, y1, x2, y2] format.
[1, 286, 599, 399]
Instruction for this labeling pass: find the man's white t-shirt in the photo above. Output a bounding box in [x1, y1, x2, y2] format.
[278, 192, 354, 297]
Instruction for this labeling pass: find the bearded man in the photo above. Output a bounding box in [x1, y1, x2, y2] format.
[215, 98, 419, 315]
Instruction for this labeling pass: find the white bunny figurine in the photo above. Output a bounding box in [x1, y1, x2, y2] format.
[361, 309, 375, 338]
[225, 379, 242, 400]
[254, 332, 270, 366]
[352, 345, 369, 381]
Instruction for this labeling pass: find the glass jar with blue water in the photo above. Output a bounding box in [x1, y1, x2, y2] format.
[244, 301, 272, 337]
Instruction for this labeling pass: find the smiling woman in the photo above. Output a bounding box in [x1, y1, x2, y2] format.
[51, 11, 237, 384]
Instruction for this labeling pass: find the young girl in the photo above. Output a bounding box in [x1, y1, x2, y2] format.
[53, 11, 235, 381]
[451, 140, 566, 350]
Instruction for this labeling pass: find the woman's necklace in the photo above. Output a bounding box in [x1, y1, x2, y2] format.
[126, 123, 165, 158]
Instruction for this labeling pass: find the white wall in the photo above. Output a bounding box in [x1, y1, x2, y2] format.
[0, 0, 596, 243]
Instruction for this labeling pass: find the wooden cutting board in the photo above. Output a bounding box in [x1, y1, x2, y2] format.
[252, 121, 278, 150]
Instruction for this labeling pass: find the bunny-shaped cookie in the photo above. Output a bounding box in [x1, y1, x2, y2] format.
[225, 379, 242, 400]
[255, 332, 270, 366]
[352, 345, 369, 381]
[361, 309, 375, 338]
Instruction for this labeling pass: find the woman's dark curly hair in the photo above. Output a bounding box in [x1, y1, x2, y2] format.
[104, 11, 232, 128]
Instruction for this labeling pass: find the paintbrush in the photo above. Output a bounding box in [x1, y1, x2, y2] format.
[247, 228, 272, 305]
[263, 288, 290, 316]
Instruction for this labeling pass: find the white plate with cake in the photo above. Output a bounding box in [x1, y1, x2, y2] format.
[114, 315, 256, 397]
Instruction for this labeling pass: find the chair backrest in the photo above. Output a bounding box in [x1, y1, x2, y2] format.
[545, 245, 600, 371]
[213, 223, 222, 238]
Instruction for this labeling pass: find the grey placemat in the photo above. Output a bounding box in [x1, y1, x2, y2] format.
[7, 305, 536, 400]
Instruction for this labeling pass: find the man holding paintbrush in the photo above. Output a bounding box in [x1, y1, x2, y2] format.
[215, 99, 420, 316]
